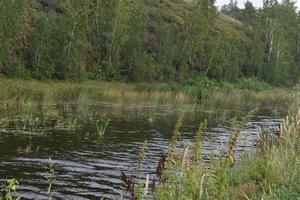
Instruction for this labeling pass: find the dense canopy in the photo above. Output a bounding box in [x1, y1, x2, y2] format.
[0, 0, 299, 85]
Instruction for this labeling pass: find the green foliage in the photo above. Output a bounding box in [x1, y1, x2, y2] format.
[0, 179, 20, 200]
[46, 157, 55, 200]
[238, 78, 272, 91]
[55, 0, 89, 80]
[28, 12, 57, 79]
[96, 120, 110, 138]
[183, 77, 220, 99]
[0, 0, 299, 86]
[3, 57, 28, 78]
[0, 0, 26, 76]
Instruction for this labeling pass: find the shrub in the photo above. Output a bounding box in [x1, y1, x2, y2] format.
[3, 57, 28, 78]
[238, 78, 272, 91]
[183, 76, 220, 99]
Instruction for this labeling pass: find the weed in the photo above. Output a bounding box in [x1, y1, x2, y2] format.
[96, 120, 110, 138]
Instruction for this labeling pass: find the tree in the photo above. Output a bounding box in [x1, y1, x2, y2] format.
[221, 0, 240, 19]
[55, 0, 90, 80]
[28, 12, 57, 79]
[0, 0, 27, 77]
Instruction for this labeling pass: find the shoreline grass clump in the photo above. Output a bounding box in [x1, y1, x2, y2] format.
[152, 110, 300, 199]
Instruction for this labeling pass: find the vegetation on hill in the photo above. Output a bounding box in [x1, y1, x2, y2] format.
[0, 0, 299, 86]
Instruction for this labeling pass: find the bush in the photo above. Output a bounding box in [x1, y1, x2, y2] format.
[183, 76, 220, 99]
[3, 57, 28, 78]
[133, 82, 181, 92]
[238, 78, 272, 91]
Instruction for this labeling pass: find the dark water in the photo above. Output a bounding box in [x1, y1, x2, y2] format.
[0, 105, 282, 199]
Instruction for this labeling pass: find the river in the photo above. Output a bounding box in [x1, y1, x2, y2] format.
[0, 104, 282, 199]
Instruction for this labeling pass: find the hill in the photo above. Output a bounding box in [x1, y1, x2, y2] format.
[1, 0, 298, 85]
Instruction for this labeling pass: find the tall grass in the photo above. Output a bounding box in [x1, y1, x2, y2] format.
[0, 78, 293, 114]
[202, 88, 293, 114]
[0, 78, 194, 108]
[153, 110, 300, 199]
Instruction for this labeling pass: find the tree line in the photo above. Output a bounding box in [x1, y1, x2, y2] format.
[0, 0, 299, 86]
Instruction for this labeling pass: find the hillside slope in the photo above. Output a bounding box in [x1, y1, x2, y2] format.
[0, 0, 254, 82]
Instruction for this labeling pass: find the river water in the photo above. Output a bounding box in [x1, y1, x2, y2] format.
[0, 104, 282, 199]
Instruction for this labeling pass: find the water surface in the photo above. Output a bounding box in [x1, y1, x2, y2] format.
[0, 105, 282, 199]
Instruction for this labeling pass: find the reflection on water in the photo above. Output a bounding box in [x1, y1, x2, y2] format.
[0, 104, 282, 199]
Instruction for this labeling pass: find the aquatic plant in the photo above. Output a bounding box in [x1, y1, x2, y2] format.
[46, 157, 56, 200]
[121, 171, 137, 200]
[96, 120, 110, 138]
[0, 178, 20, 200]
[121, 140, 149, 200]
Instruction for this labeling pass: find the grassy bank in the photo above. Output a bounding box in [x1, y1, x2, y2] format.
[152, 110, 300, 199]
[0, 78, 195, 107]
[0, 77, 293, 112]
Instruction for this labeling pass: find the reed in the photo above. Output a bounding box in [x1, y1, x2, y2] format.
[202, 88, 293, 114]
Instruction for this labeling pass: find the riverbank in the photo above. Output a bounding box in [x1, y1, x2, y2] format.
[153, 110, 300, 199]
[0, 77, 294, 113]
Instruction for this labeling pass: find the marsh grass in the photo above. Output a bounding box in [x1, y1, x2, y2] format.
[202, 89, 293, 114]
[0, 78, 292, 115]
[0, 78, 195, 108]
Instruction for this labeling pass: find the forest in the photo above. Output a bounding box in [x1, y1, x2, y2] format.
[0, 0, 299, 86]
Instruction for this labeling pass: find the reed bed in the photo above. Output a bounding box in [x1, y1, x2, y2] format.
[0, 78, 194, 108]
[0, 77, 293, 114]
[202, 88, 293, 114]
